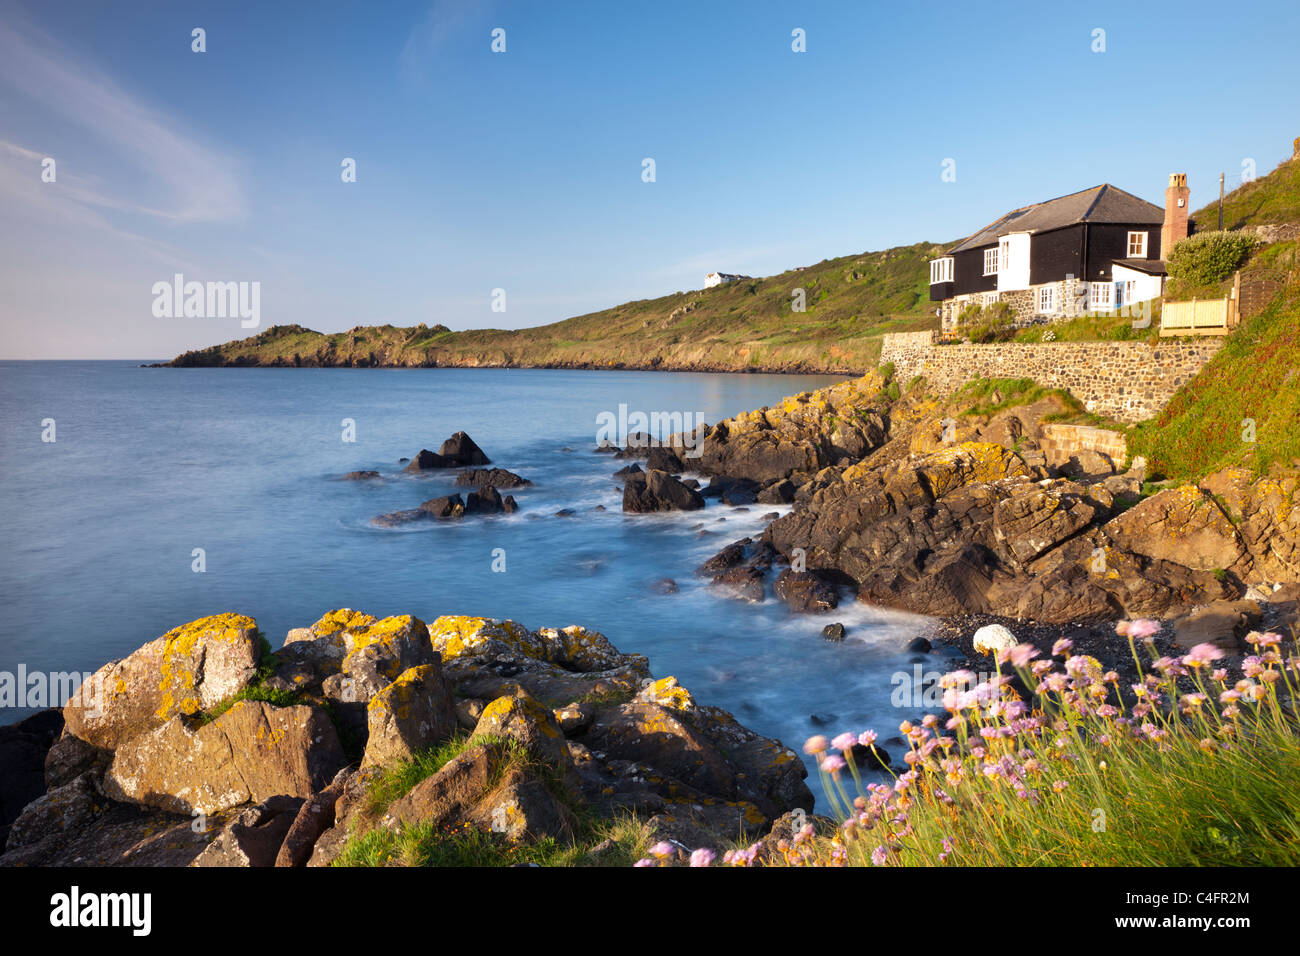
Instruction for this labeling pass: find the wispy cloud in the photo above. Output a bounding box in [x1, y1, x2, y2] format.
[398, 0, 495, 90]
[0, 14, 246, 224]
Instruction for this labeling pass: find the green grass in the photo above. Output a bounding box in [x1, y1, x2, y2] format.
[360, 731, 503, 817]
[334, 809, 652, 867]
[949, 377, 1086, 420]
[1127, 288, 1300, 480]
[1013, 311, 1155, 343]
[1190, 155, 1300, 232]
[198, 633, 301, 723]
[334, 733, 654, 867]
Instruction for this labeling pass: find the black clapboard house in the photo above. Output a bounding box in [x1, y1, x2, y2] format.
[929, 174, 1190, 332]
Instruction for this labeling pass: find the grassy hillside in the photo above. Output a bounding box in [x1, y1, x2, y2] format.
[1128, 252, 1300, 480]
[168, 241, 942, 374]
[1190, 152, 1300, 232]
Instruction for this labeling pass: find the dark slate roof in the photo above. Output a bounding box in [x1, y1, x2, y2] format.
[1112, 258, 1168, 276]
[946, 184, 1164, 254]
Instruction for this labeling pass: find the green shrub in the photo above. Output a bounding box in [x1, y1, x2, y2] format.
[1166, 231, 1257, 286]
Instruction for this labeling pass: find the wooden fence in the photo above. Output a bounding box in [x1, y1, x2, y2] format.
[1160, 272, 1240, 336]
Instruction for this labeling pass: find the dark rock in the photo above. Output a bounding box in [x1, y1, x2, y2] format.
[613, 462, 643, 478]
[464, 486, 513, 515]
[439, 431, 491, 466]
[697, 539, 752, 576]
[0, 709, 63, 847]
[554, 508, 576, 518]
[404, 448, 453, 472]
[342, 470, 381, 481]
[821, 623, 846, 641]
[646, 446, 685, 474]
[421, 494, 466, 518]
[455, 468, 531, 489]
[757, 479, 796, 504]
[192, 795, 305, 867]
[906, 636, 932, 654]
[650, 578, 679, 595]
[275, 769, 350, 867]
[623, 470, 705, 513]
[774, 569, 839, 613]
[710, 565, 765, 602]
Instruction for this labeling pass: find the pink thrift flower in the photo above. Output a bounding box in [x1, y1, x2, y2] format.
[689, 848, 716, 868]
[831, 732, 857, 752]
[803, 735, 829, 755]
[649, 841, 676, 859]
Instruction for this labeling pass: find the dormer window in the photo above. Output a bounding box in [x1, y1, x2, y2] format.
[1127, 231, 1148, 258]
[929, 257, 954, 284]
[983, 247, 999, 275]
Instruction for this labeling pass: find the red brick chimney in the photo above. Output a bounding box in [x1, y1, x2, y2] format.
[1161, 173, 1189, 257]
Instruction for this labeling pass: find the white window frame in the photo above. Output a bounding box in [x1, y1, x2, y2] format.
[1127, 231, 1148, 258]
[983, 247, 999, 276]
[929, 257, 954, 284]
[1090, 281, 1114, 311]
[1037, 286, 1056, 314]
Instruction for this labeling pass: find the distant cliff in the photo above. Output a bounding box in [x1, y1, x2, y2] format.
[163, 242, 942, 375]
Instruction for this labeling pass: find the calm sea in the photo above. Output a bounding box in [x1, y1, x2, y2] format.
[0, 361, 939, 805]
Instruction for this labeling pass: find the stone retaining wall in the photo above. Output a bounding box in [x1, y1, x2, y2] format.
[879, 332, 1223, 422]
[1039, 423, 1130, 470]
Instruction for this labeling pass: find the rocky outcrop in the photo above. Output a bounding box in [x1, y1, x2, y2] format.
[688, 374, 890, 483]
[3, 606, 810, 869]
[403, 433, 492, 472]
[622, 469, 705, 512]
[455, 467, 531, 489]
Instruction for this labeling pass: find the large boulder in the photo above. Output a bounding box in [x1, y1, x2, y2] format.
[102, 700, 347, 815]
[283, 608, 377, 672]
[382, 743, 504, 831]
[1105, 486, 1246, 573]
[404, 448, 453, 472]
[428, 616, 650, 705]
[469, 691, 569, 764]
[361, 663, 458, 769]
[773, 569, 839, 613]
[439, 432, 491, 466]
[63, 613, 262, 751]
[622, 470, 705, 513]
[191, 795, 305, 867]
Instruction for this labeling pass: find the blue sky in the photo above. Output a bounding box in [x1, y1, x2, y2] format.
[1, 0, 1297, 359]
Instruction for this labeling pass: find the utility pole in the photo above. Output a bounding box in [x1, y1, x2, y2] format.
[1218, 173, 1225, 231]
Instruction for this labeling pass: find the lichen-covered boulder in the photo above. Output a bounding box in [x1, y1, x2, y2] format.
[428, 616, 650, 704]
[339, 614, 435, 699]
[282, 608, 377, 670]
[63, 613, 261, 750]
[361, 664, 458, 769]
[469, 691, 568, 764]
[102, 700, 346, 815]
[914, 442, 1032, 499]
[467, 766, 575, 843]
